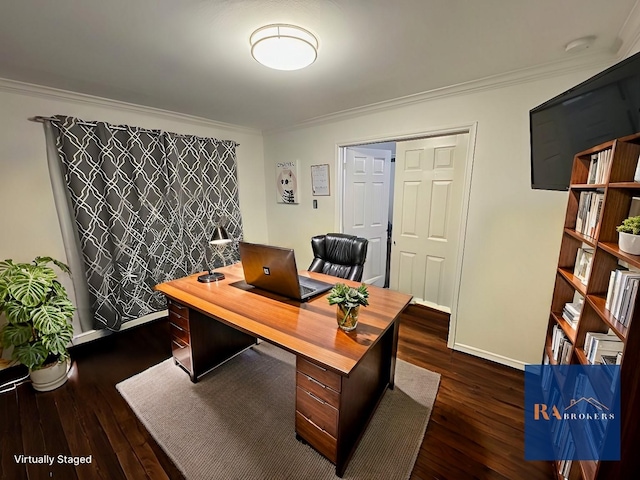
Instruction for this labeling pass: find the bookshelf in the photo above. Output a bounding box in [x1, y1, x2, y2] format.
[543, 132, 640, 479]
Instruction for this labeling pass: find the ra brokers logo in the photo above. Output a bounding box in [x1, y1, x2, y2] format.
[534, 397, 614, 421]
[524, 364, 620, 461]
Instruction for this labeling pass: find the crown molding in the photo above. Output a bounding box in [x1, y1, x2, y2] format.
[266, 52, 615, 135]
[616, 0, 640, 58]
[0, 77, 261, 136]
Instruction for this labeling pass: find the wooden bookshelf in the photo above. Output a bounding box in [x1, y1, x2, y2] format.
[543, 132, 640, 479]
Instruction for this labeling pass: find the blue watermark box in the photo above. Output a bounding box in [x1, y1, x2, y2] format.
[524, 364, 620, 461]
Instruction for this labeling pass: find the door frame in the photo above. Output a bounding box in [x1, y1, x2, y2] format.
[335, 123, 477, 349]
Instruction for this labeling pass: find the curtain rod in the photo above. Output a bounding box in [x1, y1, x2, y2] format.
[28, 116, 240, 145]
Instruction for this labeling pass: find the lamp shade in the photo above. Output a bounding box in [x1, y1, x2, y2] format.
[210, 225, 232, 245]
[250, 24, 318, 71]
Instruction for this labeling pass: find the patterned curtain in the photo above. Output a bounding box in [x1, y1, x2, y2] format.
[46, 116, 242, 331]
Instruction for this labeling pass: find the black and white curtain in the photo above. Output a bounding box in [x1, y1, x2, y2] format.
[44, 116, 243, 332]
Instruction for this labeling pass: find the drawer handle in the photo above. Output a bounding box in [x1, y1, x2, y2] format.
[170, 301, 187, 312]
[172, 340, 187, 349]
[301, 412, 328, 434]
[306, 375, 326, 389]
[306, 390, 326, 405]
[171, 323, 187, 333]
[305, 361, 327, 372]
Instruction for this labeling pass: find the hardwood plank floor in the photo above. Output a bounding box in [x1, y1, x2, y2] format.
[0, 305, 552, 479]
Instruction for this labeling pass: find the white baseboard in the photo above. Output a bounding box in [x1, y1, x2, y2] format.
[452, 342, 527, 371]
[71, 310, 167, 346]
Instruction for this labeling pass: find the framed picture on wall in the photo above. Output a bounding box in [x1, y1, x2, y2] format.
[276, 160, 299, 204]
[311, 164, 330, 196]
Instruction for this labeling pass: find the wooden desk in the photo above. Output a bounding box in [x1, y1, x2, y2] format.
[155, 263, 412, 477]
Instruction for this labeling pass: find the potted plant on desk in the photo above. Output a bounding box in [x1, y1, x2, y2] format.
[327, 283, 369, 332]
[0, 257, 75, 391]
[617, 215, 640, 255]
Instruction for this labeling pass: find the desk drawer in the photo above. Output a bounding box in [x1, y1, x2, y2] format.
[295, 411, 337, 463]
[168, 309, 189, 331]
[297, 358, 342, 392]
[296, 372, 340, 408]
[169, 322, 190, 346]
[296, 386, 338, 437]
[168, 299, 190, 319]
[171, 337, 192, 372]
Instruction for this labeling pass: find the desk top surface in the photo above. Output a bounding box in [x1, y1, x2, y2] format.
[155, 263, 412, 376]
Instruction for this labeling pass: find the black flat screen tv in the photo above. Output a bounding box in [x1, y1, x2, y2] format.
[530, 51, 640, 190]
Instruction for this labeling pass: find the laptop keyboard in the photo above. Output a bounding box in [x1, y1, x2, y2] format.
[300, 285, 314, 296]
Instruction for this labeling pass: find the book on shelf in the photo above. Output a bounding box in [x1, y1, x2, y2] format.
[551, 325, 573, 364]
[605, 269, 640, 322]
[634, 152, 640, 182]
[575, 192, 604, 238]
[584, 331, 617, 358]
[587, 148, 612, 185]
[587, 337, 623, 365]
[562, 295, 583, 329]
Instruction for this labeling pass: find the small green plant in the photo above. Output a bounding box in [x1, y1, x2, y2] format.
[0, 257, 75, 370]
[617, 216, 640, 235]
[327, 283, 369, 308]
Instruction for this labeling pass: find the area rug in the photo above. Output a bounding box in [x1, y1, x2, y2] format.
[116, 342, 440, 480]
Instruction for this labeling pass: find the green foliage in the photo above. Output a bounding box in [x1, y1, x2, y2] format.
[0, 257, 75, 370]
[327, 283, 370, 308]
[617, 216, 640, 235]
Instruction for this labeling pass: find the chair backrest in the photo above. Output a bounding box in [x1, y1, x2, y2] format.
[308, 233, 368, 282]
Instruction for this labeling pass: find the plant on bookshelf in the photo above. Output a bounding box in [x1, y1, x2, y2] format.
[616, 215, 640, 255]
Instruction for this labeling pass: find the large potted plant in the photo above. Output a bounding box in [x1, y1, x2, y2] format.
[617, 215, 640, 255]
[0, 257, 75, 391]
[327, 283, 369, 332]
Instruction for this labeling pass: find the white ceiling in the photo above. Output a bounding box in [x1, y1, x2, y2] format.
[1, 0, 638, 130]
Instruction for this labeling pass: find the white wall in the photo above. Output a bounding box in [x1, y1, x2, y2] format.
[262, 67, 604, 368]
[0, 80, 268, 334]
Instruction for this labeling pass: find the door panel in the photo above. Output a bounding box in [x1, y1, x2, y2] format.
[343, 147, 392, 287]
[390, 134, 468, 311]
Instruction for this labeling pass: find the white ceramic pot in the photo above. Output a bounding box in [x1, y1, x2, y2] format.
[619, 231, 640, 255]
[30, 359, 69, 392]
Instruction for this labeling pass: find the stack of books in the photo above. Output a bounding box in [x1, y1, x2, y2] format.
[575, 192, 604, 238]
[562, 298, 583, 329]
[584, 331, 623, 364]
[552, 325, 573, 364]
[605, 267, 640, 326]
[587, 148, 612, 184]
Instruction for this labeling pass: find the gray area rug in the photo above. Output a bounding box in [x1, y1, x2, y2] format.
[116, 342, 440, 480]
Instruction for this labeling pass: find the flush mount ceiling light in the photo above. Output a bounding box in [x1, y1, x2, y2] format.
[250, 24, 318, 71]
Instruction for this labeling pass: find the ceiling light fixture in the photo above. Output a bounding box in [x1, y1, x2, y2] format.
[250, 24, 318, 71]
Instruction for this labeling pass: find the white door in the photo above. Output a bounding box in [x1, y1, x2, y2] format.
[343, 147, 391, 286]
[390, 134, 468, 311]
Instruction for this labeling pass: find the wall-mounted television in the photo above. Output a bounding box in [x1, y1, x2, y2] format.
[530, 51, 640, 190]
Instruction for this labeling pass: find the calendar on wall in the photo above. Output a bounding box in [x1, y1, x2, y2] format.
[311, 164, 330, 196]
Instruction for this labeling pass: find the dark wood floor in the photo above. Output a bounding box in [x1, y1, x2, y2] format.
[0, 305, 552, 480]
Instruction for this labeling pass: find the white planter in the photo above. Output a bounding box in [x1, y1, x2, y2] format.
[619, 231, 640, 255]
[30, 359, 69, 392]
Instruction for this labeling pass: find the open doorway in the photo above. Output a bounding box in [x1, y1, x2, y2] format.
[340, 128, 473, 318]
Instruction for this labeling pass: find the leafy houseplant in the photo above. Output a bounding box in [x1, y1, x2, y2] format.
[617, 216, 640, 255]
[0, 257, 75, 390]
[327, 283, 369, 332]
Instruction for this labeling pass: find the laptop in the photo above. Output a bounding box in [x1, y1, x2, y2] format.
[238, 242, 334, 301]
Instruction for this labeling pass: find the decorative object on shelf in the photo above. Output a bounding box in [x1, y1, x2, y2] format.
[327, 283, 369, 332]
[616, 215, 640, 255]
[0, 257, 75, 391]
[198, 224, 233, 283]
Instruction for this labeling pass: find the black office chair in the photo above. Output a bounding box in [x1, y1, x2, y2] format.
[308, 233, 368, 282]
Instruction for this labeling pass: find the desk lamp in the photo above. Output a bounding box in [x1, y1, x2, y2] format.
[197, 225, 232, 283]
